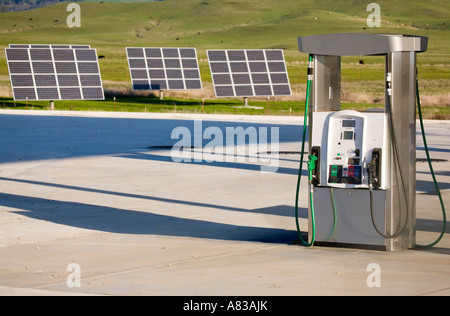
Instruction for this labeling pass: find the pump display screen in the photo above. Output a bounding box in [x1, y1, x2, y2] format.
[342, 120, 356, 128]
[343, 131, 354, 140]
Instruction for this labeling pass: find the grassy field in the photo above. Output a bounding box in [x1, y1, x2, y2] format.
[0, 0, 448, 118]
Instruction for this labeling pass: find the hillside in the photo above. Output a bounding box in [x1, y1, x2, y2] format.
[0, 0, 158, 12]
[0, 0, 448, 114]
[0, 0, 77, 12]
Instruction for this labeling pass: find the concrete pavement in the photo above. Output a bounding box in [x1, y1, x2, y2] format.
[0, 109, 448, 296]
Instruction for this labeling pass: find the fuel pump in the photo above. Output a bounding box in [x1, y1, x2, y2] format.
[295, 33, 446, 251]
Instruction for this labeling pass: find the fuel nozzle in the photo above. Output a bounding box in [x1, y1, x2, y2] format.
[307, 147, 321, 186]
[367, 149, 381, 189]
[367, 157, 377, 175]
[308, 154, 319, 184]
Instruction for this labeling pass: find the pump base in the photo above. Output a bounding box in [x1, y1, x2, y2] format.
[313, 241, 386, 251]
[311, 187, 388, 250]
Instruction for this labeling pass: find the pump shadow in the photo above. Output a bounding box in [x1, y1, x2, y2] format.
[0, 192, 297, 244]
[417, 146, 450, 154]
[0, 114, 303, 165]
[416, 218, 450, 235]
[416, 179, 450, 192]
[0, 177, 299, 218]
[117, 151, 303, 176]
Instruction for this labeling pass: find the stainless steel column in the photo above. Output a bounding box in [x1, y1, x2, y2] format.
[312, 55, 341, 112]
[308, 56, 341, 244]
[385, 51, 417, 251]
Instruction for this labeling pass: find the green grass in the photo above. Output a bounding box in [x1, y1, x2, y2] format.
[0, 0, 448, 118]
[0, 96, 304, 115]
[2, 95, 448, 119]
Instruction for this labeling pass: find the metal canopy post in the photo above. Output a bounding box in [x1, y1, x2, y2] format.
[385, 51, 418, 250]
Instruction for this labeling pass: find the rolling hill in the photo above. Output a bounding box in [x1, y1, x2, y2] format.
[0, 0, 448, 114]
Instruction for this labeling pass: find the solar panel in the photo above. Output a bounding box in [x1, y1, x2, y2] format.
[207, 49, 292, 97]
[9, 44, 91, 49]
[126, 47, 202, 91]
[5, 44, 104, 101]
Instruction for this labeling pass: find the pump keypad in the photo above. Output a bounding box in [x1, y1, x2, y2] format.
[329, 165, 362, 184]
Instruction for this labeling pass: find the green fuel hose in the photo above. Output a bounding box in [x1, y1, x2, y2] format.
[326, 187, 338, 241]
[295, 54, 316, 247]
[415, 75, 447, 248]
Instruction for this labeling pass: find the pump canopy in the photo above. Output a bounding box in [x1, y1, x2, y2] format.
[298, 33, 428, 56]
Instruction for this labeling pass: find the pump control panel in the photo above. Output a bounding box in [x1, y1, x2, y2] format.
[311, 110, 388, 189]
[327, 116, 363, 185]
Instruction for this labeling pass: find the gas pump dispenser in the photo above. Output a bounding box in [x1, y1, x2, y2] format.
[295, 33, 445, 251]
[309, 109, 391, 250]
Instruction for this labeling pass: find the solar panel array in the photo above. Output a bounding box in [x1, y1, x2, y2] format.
[5, 45, 292, 101]
[5, 44, 104, 101]
[126, 47, 202, 91]
[207, 49, 291, 98]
